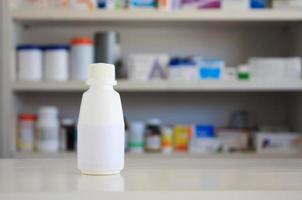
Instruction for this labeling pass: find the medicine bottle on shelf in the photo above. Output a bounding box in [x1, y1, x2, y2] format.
[144, 119, 162, 153]
[77, 63, 124, 175]
[37, 106, 60, 153]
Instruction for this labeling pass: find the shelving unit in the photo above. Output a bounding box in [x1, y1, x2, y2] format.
[11, 9, 302, 22]
[12, 80, 302, 92]
[2, 0, 302, 158]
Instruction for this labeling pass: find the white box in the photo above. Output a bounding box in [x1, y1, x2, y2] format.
[216, 128, 250, 152]
[222, 0, 249, 9]
[256, 132, 302, 154]
[128, 54, 169, 81]
[248, 57, 301, 80]
[169, 63, 198, 81]
[273, 0, 302, 9]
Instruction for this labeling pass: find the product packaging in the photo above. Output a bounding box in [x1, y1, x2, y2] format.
[129, 121, 145, 153]
[189, 125, 220, 154]
[199, 59, 225, 80]
[70, 37, 94, 81]
[248, 57, 302, 81]
[222, 0, 249, 9]
[181, 0, 221, 9]
[44, 45, 69, 81]
[18, 114, 37, 152]
[173, 125, 192, 152]
[256, 132, 302, 154]
[273, 0, 302, 9]
[250, 0, 268, 9]
[17, 45, 43, 81]
[78, 63, 124, 175]
[168, 57, 198, 81]
[161, 126, 173, 154]
[216, 128, 250, 152]
[129, 0, 157, 9]
[128, 54, 169, 81]
[69, 0, 97, 10]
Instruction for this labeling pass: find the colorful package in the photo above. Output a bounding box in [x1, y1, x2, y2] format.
[199, 59, 225, 80]
[181, 0, 221, 9]
[129, 0, 157, 8]
[69, 0, 97, 10]
[250, 0, 268, 9]
[168, 57, 198, 81]
[173, 125, 192, 152]
[128, 54, 169, 81]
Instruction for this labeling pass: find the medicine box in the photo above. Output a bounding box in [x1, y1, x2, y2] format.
[273, 0, 302, 9]
[256, 132, 302, 154]
[181, 0, 221, 9]
[222, 0, 249, 10]
[128, 54, 169, 81]
[216, 128, 250, 152]
[250, 0, 269, 9]
[248, 57, 302, 80]
[173, 125, 192, 152]
[168, 57, 198, 81]
[199, 59, 225, 80]
[129, 0, 157, 8]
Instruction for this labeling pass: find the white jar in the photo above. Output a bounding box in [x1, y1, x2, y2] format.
[44, 45, 69, 81]
[37, 106, 60, 153]
[70, 37, 94, 81]
[78, 63, 124, 175]
[17, 45, 43, 81]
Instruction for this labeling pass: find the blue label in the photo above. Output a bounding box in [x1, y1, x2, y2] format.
[200, 68, 220, 79]
[195, 125, 215, 138]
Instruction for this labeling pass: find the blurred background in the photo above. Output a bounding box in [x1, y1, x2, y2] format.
[1, 0, 302, 159]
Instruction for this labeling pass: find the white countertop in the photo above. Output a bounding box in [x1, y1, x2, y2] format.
[1, 157, 302, 199]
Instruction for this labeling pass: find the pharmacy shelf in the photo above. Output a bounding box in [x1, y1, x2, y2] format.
[13, 152, 302, 159]
[11, 9, 302, 23]
[11, 80, 302, 92]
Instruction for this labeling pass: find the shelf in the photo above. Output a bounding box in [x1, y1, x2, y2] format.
[13, 152, 302, 159]
[11, 9, 302, 23]
[12, 80, 302, 92]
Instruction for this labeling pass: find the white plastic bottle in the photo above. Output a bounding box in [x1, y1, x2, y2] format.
[77, 63, 124, 175]
[37, 106, 60, 153]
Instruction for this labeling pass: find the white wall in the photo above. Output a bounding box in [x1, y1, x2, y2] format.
[0, 0, 5, 157]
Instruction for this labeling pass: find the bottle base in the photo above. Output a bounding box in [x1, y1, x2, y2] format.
[80, 169, 121, 176]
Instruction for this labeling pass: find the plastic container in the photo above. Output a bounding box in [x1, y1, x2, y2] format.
[77, 63, 124, 175]
[17, 45, 43, 81]
[128, 121, 145, 153]
[18, 114, 37, 152]
[60, 118, 76, 151]
[44, 45, 69, 81]
[37, 106, 60, 153]
[71, 37, 94, 81]
[144, 119, 162, 153]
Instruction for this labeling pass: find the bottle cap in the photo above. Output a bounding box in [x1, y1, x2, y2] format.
[61, 118, 75, 126]
[147, 118, 161, 126]
[19, 114, 37, 121]
[71, 37, 94, 45]
[38, 106, 59, 116]
[87, 63, 117, 86]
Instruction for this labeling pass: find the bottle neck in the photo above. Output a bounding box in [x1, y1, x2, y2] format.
[89, 84, 114, 90]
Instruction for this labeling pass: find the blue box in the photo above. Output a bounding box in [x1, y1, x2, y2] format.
[199, 59, 224, 80]
[195, 125, 215, 138]
[250, 0, 268, 9]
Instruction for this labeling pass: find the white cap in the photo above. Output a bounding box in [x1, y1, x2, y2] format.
[87, 63, 117, 86]
[38, 106, 58, 116]
[61, 118, 74, 126]
[147, 118, 161, 126]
